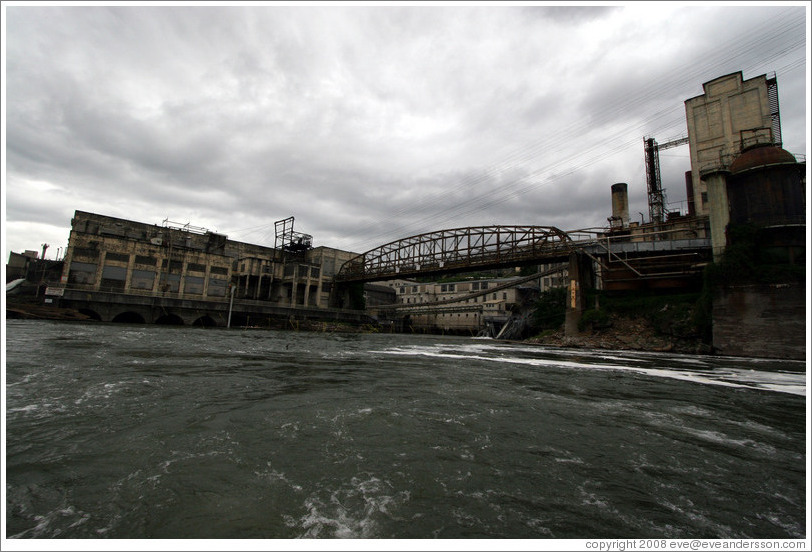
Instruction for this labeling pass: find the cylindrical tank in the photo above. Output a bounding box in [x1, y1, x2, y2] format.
[610, 183, 629, 228]
[727, 144, 803, 226]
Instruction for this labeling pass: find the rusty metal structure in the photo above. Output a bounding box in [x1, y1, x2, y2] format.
[274, 216, 312, 259]
[335, 225, 577, 283]
[334, 220, 713, 292]
[643, 135, 690, 224]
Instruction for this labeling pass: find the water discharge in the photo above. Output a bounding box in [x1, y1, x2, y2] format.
[5, 320, 806, 538]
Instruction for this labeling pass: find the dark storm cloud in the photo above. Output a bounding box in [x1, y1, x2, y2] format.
[2, 3, 807, 257]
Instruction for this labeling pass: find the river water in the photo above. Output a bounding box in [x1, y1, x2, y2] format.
[4, 320, 807, 540]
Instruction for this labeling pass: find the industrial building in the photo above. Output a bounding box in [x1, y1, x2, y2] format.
[61, 211, 357, 308]
[685, 72, 782, 217]
[32, 211, 365, 325]
[605, 70, 803, 272]
[5, 70, 805, 354]
[386, 276, 543, 334]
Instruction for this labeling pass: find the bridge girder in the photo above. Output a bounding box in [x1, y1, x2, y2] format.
[335, 225, 577, 283]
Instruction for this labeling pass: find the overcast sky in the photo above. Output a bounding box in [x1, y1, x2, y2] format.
[2, 2, 808, 260]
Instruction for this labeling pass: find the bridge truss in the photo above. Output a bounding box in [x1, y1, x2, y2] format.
[335, 226, 579, 283]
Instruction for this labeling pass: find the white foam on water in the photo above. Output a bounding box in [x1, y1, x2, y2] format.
[376, 344, 806, 396]
[9, 505, 91, 538]
[255, 462, 303, 492]
[297, 475, 409, 538]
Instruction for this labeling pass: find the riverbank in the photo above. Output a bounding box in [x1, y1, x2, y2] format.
[524, 313, 713, 355]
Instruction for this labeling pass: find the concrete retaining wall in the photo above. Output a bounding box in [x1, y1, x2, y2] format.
[712, 283, 806, 360]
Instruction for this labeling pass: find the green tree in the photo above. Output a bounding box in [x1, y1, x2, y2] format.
[531, 286, 567, 331]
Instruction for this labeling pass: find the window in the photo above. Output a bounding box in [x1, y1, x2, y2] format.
[73, 247, 99, 260]
[187, 263, 206, 273]
[162, 259, 183, 272]
[210, 266, 229, 276]
[68, 261, 97, 285]
[105, 252, 130, 263]
[184, 275, 205, 295]
[135, 255, 157, 266]
[207, 278, 227, 297]
[161, 274, 180, 293]
[131, 269, 155, 290]
[100, 265, 127, 292]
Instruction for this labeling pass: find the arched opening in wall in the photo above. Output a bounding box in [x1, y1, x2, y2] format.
[193, 315, 218, 327]
[112, 311, 146, 324]
[155, 313, 184, 325]
[79, 308, 103, 321]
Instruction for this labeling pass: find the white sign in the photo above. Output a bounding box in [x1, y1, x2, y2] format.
[45, 287, 65, 297]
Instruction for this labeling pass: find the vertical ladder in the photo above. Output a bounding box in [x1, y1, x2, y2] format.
[766, 74, 782, 148]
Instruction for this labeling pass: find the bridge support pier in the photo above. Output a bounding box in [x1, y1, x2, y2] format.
[564, 251, 594, 337]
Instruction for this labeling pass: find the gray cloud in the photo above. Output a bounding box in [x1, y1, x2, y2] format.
[3, 4, 807, 259]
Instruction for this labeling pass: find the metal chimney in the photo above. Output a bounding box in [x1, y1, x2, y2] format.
[610, 183, 630, 228]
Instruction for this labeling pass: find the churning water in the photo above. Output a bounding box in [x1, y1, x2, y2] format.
[4, 320, 807, 539]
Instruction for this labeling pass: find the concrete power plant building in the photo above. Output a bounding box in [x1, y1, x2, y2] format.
[50, 211, 362, 326]
[684, 71, 788, 259]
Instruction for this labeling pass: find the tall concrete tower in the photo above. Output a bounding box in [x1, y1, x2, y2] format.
[684, 72, 781, 218]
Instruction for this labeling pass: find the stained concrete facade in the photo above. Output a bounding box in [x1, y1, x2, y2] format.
[684, 72, 776, 218]
[56, 211, 358, 322]
[712, 283, 805, 360]
[385, 276, 541, 333]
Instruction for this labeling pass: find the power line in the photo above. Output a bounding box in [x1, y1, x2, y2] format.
[343, 9, 805, 252]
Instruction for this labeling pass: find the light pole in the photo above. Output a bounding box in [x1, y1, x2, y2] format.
[227, 284, 236, 328]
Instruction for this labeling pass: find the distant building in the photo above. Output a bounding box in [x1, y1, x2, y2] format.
[57, 210, 357, 310]
[381, 275, 542, 333]
[6, 251, 62, 286]
[6, 252, 34, 282]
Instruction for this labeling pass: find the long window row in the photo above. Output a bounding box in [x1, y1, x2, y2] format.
[67, 257, 230, 297]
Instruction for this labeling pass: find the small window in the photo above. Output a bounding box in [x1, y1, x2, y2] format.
[135, 255, 157, 266]
[105, 252, 130, 263]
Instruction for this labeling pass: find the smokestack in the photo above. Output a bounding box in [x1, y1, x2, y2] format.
[610, 183, 629, 228]
[685, 171, 695, 216]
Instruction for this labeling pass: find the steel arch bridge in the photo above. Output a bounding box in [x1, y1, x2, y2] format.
[334, 225, 581, 283]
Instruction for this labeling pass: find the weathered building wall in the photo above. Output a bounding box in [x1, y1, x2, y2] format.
[685, 71, 775, 217]
[387, 276, 539, 333]
[712, 283, 806, 360]
[55, 210, 361, 324]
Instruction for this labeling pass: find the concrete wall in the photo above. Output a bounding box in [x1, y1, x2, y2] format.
[712, 283, 806, 360]
[57, 210, 360, 315]
[685, 72, 773, 217]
